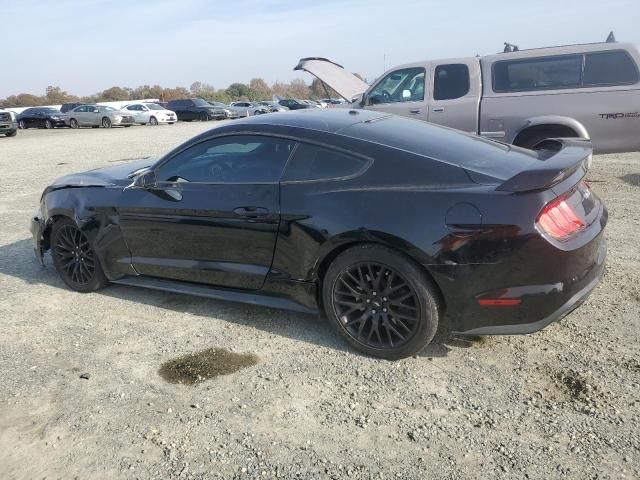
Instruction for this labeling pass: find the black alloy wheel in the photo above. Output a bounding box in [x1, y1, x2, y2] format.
[199, 111, 208, 121]
[51, 218, 107, 292]
[323, 245, 440, 359]
[18, 120, 26, 129]
[102, 117, 112, 128]
[45, 119, 53, 129]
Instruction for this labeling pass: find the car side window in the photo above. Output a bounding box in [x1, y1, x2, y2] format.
[583, 51, 639, 86]
[282, 143, 370, 182]
[367, 67, 426, 105]
[493, 55, 583, 92]
[156, 136, 295, 184]
[433, 64, 470, 100]
[75, 106, 86, 113]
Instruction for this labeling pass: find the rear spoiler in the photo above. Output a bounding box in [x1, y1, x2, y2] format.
[496, 138, 592, 193]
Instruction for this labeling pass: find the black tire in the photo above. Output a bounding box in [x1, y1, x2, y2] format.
[102, 117, 112, 128]
[45, 120, 53, 129]
[51, 218, 108, 293]
[199, 112, 208, 122]
[322, 244, 440, 360]
[149, 116, 158, 126]
[91, 126, 99, 129]
[70, 118, 79, 129]
[18, 120, 26, 129]
[6, 130, 17, 137]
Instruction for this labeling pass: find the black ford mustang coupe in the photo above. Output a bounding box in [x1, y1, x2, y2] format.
[31, 109, 607, 359]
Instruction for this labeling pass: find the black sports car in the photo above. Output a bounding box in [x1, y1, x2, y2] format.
[30, 109, 607, 359]
[17, 107, 66, 129]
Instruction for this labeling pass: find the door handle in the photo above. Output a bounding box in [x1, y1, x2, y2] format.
[432, 107, 445, 113]
[233, 206, 269, 218]
[409, 109, 421, 114]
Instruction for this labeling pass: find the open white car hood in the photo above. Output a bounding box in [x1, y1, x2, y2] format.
[294, 57, 369, 101]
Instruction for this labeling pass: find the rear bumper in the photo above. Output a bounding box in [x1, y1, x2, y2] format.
[450, 236, 606, 335]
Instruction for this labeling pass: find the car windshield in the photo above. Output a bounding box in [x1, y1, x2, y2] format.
[98, 106, 117, 112]
[209, 102, 226, 107]
[192, 99, 210, 107]
[146, 104, 164, 110]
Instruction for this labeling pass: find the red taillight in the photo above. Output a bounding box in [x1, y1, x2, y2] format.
[536, 193, 586, 241]
[478, 298, 522, 307]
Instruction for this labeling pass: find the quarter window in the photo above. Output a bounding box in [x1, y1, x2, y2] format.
[434, 64, 470, 100]
[367, 67, 425, 105]
[583, 51, 639, 85]
[493, 55, 583, 92]
[282, 143, 369, 182]
[156, 135, 295, 184]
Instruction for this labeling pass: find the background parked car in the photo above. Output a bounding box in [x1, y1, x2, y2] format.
[207, 101, 240, 119]
[60, 102, 82, 113]
[165, 98, 226, 121]
[64, 105, 135, 128]
[121, 103, 177, 125]
[278, 99, 314, 110]
[258, 101, 288, 112]
[228, 102, 269, 117]
[0, 109, 18, 137]
[17, 107, 66, 129]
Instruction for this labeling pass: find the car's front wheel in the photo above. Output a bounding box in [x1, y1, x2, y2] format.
[149, 116, 158, 125]
[102, 117, 112, 128]
[18, 120, 26, 129]
[199, 112, 208, 122]
[322, 244, 440, 360]
[51, 218, 108, 293]
[45, 120, 53, 129]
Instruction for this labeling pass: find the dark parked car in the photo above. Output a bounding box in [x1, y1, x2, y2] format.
[60, 102, 82, 113]
[30, 109, 607, 359]
[278, 99, 314, 110]
[166, 98, 226, 121]
[17, 107, 66, 129]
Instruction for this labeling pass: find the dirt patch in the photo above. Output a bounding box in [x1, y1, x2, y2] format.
[554, 368, 596, 401]
[620, 173, 640, 186]
[158, 348, 259, 385]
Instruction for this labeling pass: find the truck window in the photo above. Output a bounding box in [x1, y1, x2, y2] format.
[583, 51, 639, 86]
[434, 64, 470, 100]
[367, 67, 425, 105]
[493, 55, 582, 92]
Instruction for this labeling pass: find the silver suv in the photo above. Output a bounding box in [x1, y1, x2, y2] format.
[297, 39, 640, 154]
[0, 109, 18, 137]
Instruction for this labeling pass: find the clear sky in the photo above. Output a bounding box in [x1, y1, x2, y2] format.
[1, 0, 639, 97]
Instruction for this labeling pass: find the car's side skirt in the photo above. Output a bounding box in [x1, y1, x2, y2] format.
[111, 275, 316, 314]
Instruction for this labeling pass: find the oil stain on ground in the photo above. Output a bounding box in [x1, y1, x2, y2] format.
[159, 348, 259, 385]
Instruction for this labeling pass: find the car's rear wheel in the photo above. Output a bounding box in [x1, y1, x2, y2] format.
[149, 116, 158, 125]
[199, 112, 208, 122]
[102, 117, 112, 128]
[323, 244, 440, 360]
[51, 218, 107, 293]
[70, 119, 79, 129]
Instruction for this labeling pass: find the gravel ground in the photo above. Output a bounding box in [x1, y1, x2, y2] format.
[0, 124, 638, 480]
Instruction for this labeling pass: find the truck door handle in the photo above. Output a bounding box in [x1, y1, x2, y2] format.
[432, 107, 445, 113]
[233, 206, 269, 218]
[409, 109, 421, 114]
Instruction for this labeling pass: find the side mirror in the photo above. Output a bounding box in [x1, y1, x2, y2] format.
[130, 169, 156, 189]
[402, 89, 411, 100]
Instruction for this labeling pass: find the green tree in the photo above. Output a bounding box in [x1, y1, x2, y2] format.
[225, 82, 253, 100]
[99, 86, 130, 101]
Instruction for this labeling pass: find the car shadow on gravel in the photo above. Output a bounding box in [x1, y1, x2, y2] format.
[1, 238, 470, 359]
[619, 173, 640, 186]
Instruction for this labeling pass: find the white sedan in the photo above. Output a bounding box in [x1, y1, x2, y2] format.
[120, 103, 177, 125]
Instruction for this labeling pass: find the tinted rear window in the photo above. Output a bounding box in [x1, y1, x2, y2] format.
[583, 51, 639, 85]
[493, 55, 583, 92]
[342, 115, 538, 181]
[282, 143, 369, 182]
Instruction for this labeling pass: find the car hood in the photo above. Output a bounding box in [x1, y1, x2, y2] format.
[294, 57, 369, 101]
[48, 158, 155, 189]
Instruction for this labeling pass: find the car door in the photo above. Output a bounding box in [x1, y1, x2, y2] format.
[117, 134, 295, 290]
[125, 104, 142, 123]
[363, 65, 430, 121]
[71, 106, 87, 124]
[85, 106, 100, 126]
[427, 60, 481, 134]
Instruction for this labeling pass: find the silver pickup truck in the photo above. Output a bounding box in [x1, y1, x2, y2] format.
[296, 40, 640, 154]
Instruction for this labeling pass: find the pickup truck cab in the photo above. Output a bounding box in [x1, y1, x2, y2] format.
[296, 40, 640, 154]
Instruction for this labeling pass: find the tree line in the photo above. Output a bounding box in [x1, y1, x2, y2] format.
[0, 78, 342, 108]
